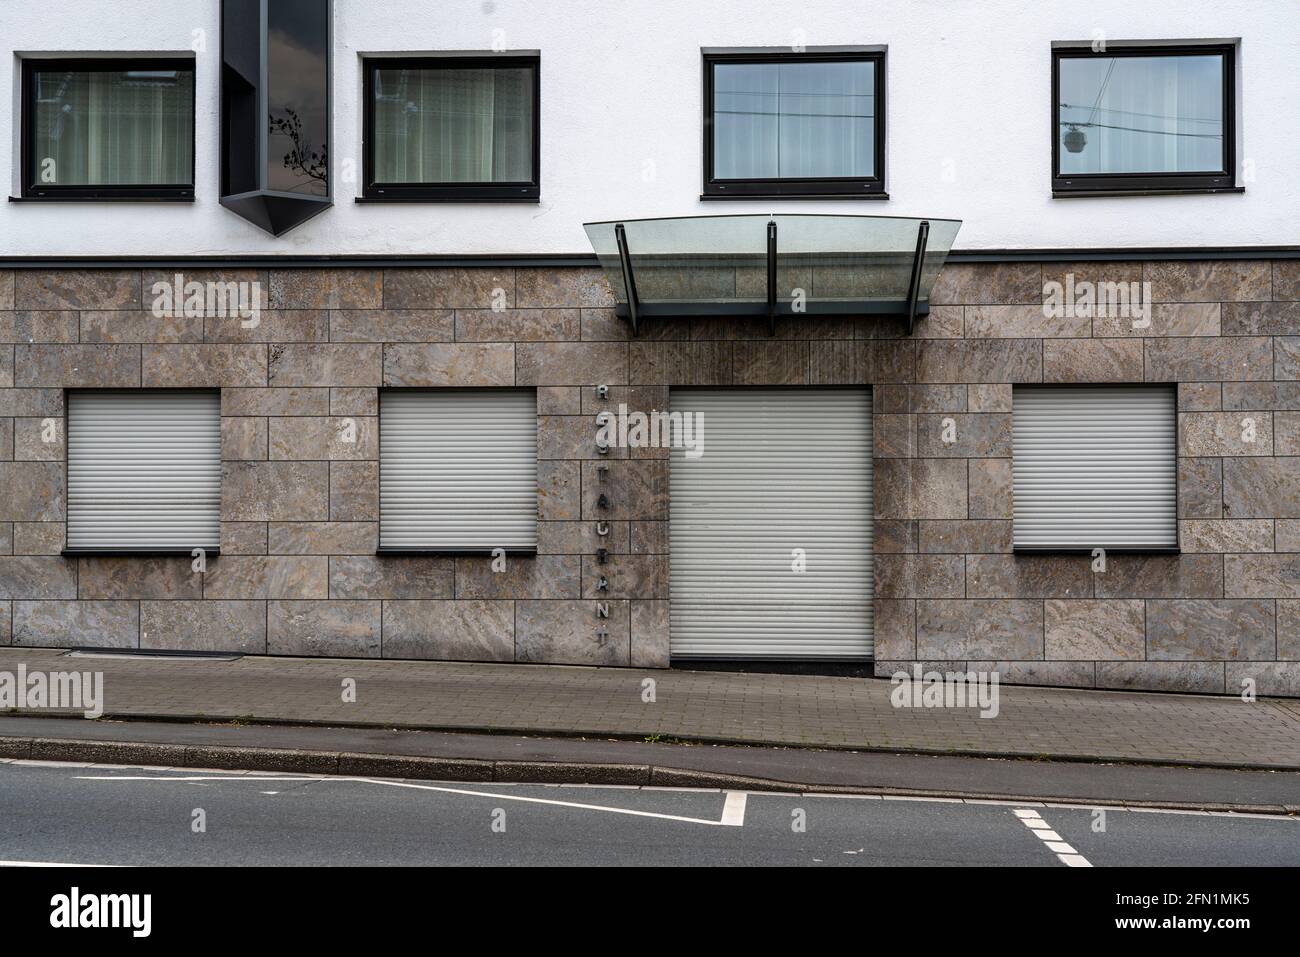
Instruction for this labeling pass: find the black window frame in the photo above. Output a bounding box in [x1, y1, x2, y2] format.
[20, 56, 197, 201]
[361, 54, 541, 203]
[702, 48, 887, 200]
[1051, 43, 1237, 197]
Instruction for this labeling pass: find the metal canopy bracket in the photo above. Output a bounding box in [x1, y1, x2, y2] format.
[766, 219, 778, 337]
[615, 222, 640, 337]
[903, 220, 930, 336]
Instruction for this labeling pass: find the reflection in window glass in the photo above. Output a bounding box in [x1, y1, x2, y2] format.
[373, 66, 535, 184]
[714, 60, 875, 180]
[1058, 54, 1224, 175]
[30, 67, 193, 186]
[267, 0, 329, 196]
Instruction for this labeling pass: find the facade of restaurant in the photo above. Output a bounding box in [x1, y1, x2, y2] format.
[0, 1, 1297, 696]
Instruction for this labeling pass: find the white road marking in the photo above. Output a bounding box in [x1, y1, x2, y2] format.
[720, 791, 747, 827]
[0, 859, 117, 867]
[1014, 808, 1093, 867]
[75, 773, 745, 827]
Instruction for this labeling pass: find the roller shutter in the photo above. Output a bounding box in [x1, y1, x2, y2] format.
[380, 389, 537, 550]
[669, 388, 873, 659]
[66, 390, 220, 550]
[1013, 386, 1177, 548]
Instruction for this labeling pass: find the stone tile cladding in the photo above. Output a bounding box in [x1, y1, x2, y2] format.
[0, 261, 1297, 695]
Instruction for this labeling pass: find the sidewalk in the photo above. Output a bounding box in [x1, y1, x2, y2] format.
[3, 647, 1298, 769]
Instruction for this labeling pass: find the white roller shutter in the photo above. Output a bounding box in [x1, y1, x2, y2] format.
[670, 388, 873, 659]
[1013, 386, 1177, 548]
[66, 390, 220, 550]
[380, 389, 537, 550]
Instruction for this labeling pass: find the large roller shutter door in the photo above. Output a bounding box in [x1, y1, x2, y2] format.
[670, 388, 874, 659]
[1013, 386, 1177, 549]
[66, 390, 221, 550]
[380, 389, 537, 550]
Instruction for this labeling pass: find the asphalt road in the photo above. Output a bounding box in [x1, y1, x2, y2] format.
[1, 759, 1297, 866]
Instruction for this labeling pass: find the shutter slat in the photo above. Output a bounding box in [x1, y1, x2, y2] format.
[670, 388, 873, 660]
[380, 390, 537, 549]
[67, 390, 221, 549]
[1013, 386, 1177, 548]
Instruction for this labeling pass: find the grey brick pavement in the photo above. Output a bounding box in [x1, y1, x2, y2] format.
[1, 648, 1297, 768]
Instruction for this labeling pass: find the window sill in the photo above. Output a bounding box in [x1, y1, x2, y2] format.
[1052, 187, 1244, 199]
[62, 548, 219, 557]
[700, 192, 889, 202]
[356, 195, 539, 204]
[11, 195, 195, 203]
[1012, 546, 1180, 556]
[375, 547, 537, 557]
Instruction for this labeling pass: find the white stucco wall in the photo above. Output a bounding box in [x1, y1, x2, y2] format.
[1, 0, 1297, 256]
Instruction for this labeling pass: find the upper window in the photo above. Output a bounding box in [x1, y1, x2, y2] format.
[1012, 386, 1177, 553]
[66, 390, 220, 553]
[363, 56, 540, 201]
[1052, 44, 1235, 195]
[22, 58, 195, 199]
[703, 50, 885, 199]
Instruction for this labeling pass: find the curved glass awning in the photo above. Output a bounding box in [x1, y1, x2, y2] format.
[583, 213, 961, 336]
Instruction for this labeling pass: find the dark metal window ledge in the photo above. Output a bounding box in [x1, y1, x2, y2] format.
[61, 548, 220, 558]
[375, 548, 537, 557]
[1013, 546, 1180, 556]
[1053, 187, 1245, 199]
[700, 192, 890, 202]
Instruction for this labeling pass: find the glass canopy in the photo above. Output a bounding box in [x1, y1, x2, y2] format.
[583, 214, 961, 335]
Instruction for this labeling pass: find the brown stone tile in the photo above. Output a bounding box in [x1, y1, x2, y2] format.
[1144, 260, 1271, 302]
[630, 341, 732, 385]
[1178, 382, 1221, 411]
[0, 463, 63, 522]
[221, 416, 267, 460]
[222, 461, 329, 521]
[81, 310, 203, 343]
[328, 556, 453, 599]
[270, 343, 382, 387]
[267, 600, 382, 657]
[918, 520, 1013, 553]
[383, 268, 513, 309]
[13, 417, 62, 462]
[1095, 555, 1223, 599]
[1224, 554, 1300, 598]
[1096, 661, 1225, 694]
[517, 342, 627, 386]
[205, 310, 329, 343]
[1145, 337, 1272, 382]
[915, 413, 1011, 457]
[1148, 599, 1275, 659]
[969, 458, 1013, 519]
[78, 557, 202, 599]
[1093, 303, 1220, 338]
[142, 344, 266, 387]
[221, 387, 329, 416]
[204, 556, 328, 599]
[630, 599, 670, 667]
[916, 599, 1043, 658]
[330, 462, 379, 522]
[1179, 411, 1273, 456]
[515, 599, 629, 665]
[733, 341, 808, 385]
[930, 263, 1041, 305]
[873, 458, 967, 520]
[13, 600, 138, 648]
[268, 416, 378, 461]
[0, 311, 78, 343]
[0, 557, 77, 598]
[455, 309, 578, 342]
[915, 339, 1041, 383]
[1043, 339, 1143, 382]
[140, 600, 266, 654]
[15, 344, 140, 387]
[456, 555, 580, 599]
[1045, 599, 1144, 659]
[1180, 457, 1223, 519]
[1223, 458, 1300, 518]
[267, 522, 378, 555]
[381, 600, 514, 661]
[1178, 519, 1274, 553]
[967, 555, 1092, 598]
[965, 304, 1089, 338]
[516, 268, 616, 309]
[1221, 301, 1300, 336]
[329, 387, 378, 416]
[875, 555, 964, 598]
[331, 309, 454, 342]
[269, 269, 382, 309]
[15, 270, 139, 310]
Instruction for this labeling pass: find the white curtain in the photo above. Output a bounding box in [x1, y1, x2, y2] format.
[713, 60, 875, 180]
[34, 69, 192, 185]
[1059, 54, 1224, 175]
[374, 67, 533, 183]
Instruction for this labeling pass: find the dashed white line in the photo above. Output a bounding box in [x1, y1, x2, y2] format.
[1014, 808, 1092, 867]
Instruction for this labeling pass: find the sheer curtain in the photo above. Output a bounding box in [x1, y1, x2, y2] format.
[713, 60, 875, 180]
[374, 67, 533, 183]
[1058, 54, 1224, 175]
[34, 69, 193, 185]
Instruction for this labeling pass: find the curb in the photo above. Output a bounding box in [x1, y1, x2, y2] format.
[6, 707, 1298, 773]
[4, 735, 1297, 816]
